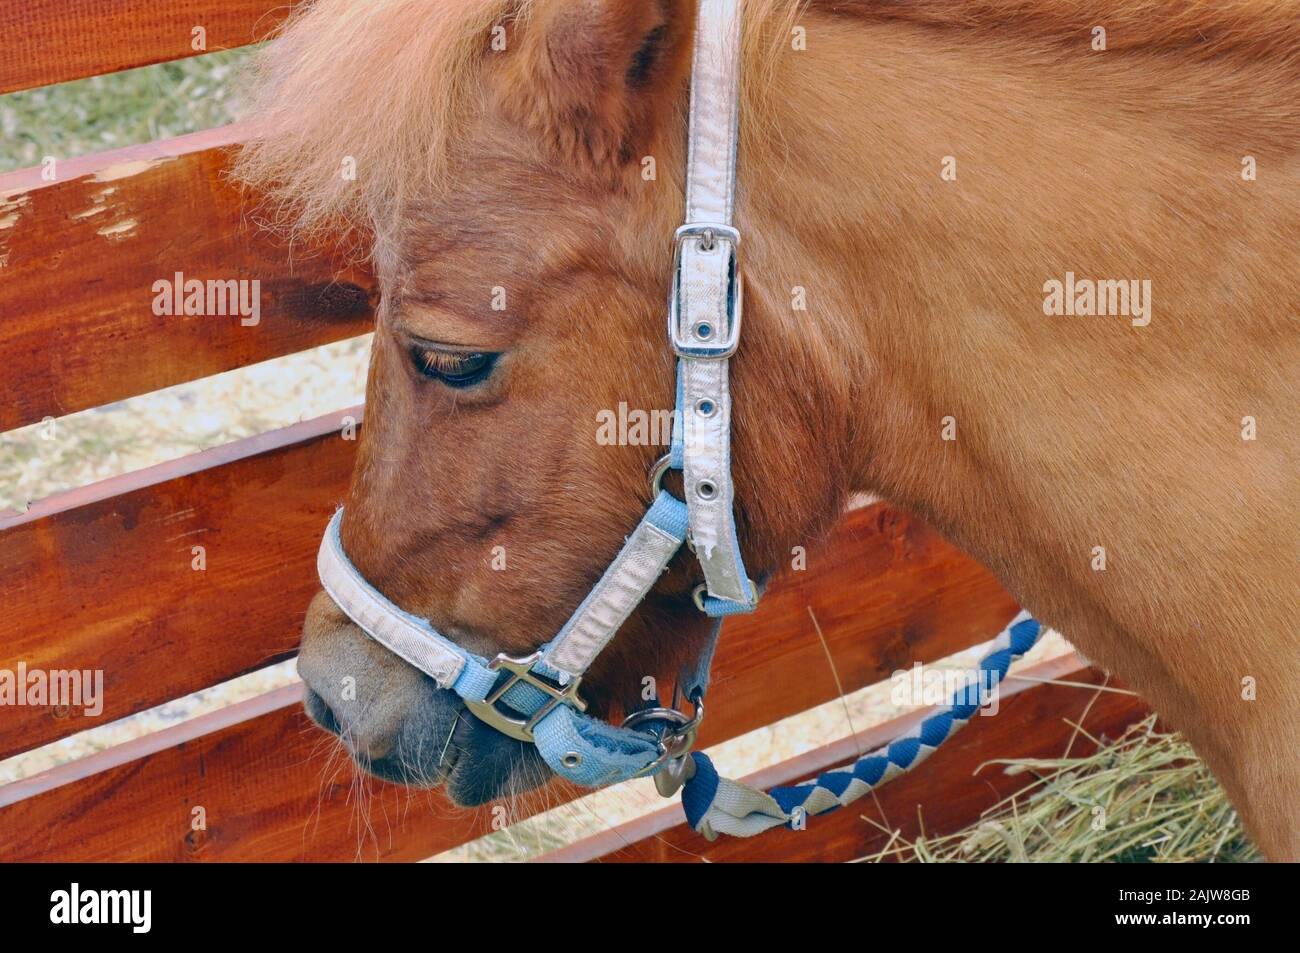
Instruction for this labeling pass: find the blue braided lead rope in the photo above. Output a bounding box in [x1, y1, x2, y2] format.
[681, 611, 1043, 839]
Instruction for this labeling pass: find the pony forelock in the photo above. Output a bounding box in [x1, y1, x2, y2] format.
[232, 0, 524, 248]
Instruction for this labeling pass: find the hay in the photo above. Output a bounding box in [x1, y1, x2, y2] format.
[865, 716, 1259, 863]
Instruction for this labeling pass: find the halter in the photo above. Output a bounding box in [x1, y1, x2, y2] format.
[316, 0, 1043, 838]
[318, 0, 752, 793]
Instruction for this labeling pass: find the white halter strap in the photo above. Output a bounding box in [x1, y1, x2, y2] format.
[671, 0, 756, 609]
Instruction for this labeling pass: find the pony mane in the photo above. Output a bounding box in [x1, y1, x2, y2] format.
[233, 0, 520, 247]
[233, 0, 1300, 249]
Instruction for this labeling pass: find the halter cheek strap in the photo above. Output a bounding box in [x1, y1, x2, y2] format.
[317, 493, 706, 788]
[670, 0, 757, 613]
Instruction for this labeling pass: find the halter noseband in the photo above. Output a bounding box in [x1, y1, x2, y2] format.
[316, 0, 755, 794]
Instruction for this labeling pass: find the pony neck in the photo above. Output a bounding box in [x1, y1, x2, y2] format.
[737, 7, 1297, 572]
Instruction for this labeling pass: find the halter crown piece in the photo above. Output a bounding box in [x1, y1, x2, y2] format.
[315, 0, 1043, 840]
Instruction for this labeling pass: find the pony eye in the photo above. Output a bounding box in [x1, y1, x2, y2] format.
[410, 346, 498, 388]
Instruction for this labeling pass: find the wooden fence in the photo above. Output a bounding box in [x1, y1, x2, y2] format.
[0, 2, 1149, 862]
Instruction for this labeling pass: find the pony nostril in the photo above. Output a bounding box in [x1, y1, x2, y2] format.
[303, 690, 398, 760]
[303, 687, 341, 736]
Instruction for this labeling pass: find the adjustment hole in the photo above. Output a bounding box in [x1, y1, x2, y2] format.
[696, 480, 718, 501]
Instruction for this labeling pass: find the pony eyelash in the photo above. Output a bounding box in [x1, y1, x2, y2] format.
[418, 348, 477, 374]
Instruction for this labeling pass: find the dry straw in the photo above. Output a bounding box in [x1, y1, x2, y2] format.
[862, 716, 1260, 863]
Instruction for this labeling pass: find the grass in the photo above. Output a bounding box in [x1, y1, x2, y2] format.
[0, 338, 371, 514]
[0, 48, 253, 173]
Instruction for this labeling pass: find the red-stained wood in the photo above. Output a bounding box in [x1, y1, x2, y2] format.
[0, 125, 376, 431]
[0, 1, 295, 95]
[0, 408, 363, 762]
[0, 3, 1140, 866]
[0, 408, 1016, 764]
[540, 655, 1149, 863]
[0, 683, 470, 862]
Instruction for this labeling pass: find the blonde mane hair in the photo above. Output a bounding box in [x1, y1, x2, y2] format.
[234, 0, 1300, 245]
[234, 0, 515, 244]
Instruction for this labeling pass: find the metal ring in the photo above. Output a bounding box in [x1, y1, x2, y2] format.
[695, 479, 717, 500]
[621, 706, 692, 735]
[648, 453, 673, 496]
[694, 397, 717, 418]
[691, 583, 708, 613]
[622, 694, 705, 777]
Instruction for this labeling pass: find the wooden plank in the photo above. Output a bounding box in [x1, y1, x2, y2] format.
[0, 1, 293, 95]
[0, 680, 566, 862]
[541, 655, 1150, 863]
[0, 125, 375, 431]
[0, 407, 363, 762]
[0, 420, 1014, 764]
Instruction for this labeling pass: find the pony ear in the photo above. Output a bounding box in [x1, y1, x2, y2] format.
[502, 0, 696, 168]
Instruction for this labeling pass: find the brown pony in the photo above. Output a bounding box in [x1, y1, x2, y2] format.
[236, 0, 1299, 858]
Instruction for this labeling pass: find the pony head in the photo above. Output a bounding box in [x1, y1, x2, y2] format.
[237, 0, 855, 805]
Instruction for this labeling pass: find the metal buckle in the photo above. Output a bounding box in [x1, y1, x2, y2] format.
[463, 652, 587, 743]
[623, 691, 704, 797]
[668, 222, 742, 359]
